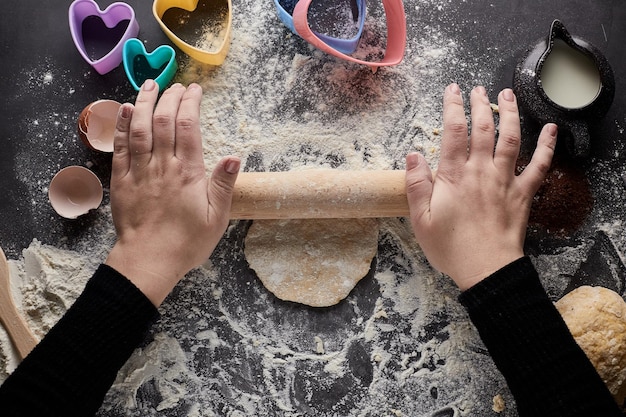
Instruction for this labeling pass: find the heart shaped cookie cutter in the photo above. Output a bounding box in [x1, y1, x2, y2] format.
[68, 0, 140, 75]
[152, 0, 232, 65]
[274, 0, 366, 54]
[123, 38, 178, 91]
[293, 0, 406, 70]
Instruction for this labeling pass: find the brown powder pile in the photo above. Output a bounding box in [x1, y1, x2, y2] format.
[519, 155, 594, 236]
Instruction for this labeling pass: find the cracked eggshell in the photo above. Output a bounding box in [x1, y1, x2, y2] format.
[78, 99, 121, 152]
[48, 166, 103, 219]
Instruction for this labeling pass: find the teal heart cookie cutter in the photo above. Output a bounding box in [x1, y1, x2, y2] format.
[122, 38, 178, 91]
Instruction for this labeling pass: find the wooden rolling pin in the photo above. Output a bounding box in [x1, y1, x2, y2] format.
[230, 170, 410, 219]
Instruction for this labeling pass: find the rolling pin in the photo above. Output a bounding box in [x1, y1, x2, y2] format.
[230, 170, 410, 219]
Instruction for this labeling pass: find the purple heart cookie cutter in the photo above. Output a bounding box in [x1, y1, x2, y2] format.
[69, 0, 140, 75]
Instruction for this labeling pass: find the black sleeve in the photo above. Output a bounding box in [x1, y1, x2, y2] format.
[459, 256, 623, 417]
[0, 264, 159, 417]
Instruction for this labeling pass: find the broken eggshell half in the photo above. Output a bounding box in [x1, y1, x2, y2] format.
[49, 166, 103, 219]
[78, 99, 121, 152]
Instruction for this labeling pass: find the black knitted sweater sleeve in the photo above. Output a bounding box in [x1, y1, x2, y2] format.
[459, 256, 623, 417]
[0, 264, 159, 417]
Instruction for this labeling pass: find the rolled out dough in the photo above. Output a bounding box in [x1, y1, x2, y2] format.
[555, 285, 626, 404]
[244, 218, 379, 307]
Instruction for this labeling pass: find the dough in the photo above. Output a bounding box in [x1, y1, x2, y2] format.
[244, 218, 379, 307]
[555, 285, 626, 404]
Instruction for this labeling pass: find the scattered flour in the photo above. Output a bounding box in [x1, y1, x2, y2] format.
[0, 240, 95, 376]
[2, 0, 625, 416]
[108, 332, 201, 412]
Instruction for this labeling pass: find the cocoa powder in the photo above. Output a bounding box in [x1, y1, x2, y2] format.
[518, 155, 594, 236]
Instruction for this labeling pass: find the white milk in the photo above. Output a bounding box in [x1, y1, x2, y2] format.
[540, 39, 601, 109]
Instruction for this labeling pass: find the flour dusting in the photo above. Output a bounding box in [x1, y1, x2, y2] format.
[2, 0, 625, 416]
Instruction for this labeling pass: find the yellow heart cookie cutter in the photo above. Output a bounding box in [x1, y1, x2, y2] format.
[152, 0, 232, 65]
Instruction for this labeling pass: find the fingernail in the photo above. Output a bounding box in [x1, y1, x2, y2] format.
[170, 82, 184, 89]
[142, 79, 156, 91]
[475, 86, 487, 96]
[448, 83, 461, 95]
[406, 153, 421, 170]
[225, 158, 240, 174]
[120, 104, 133, 119]
[502, 88, 515, 102]
[188, 83, 202, 93]
[547, 123, 558, 136]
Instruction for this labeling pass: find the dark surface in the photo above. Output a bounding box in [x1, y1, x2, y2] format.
[0, 2, 623, 254]
[0, 0, 165, 259]
[1, 1, 624, 257]
[1, 0, 626, 416]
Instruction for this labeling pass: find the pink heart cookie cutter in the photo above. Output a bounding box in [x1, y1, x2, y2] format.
[293, 0, 406, 71]
[69, 0, 140, 75]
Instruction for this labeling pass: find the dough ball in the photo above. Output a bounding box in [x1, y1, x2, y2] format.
[244, 218, 379, 307]
[555, 285, 626, 404]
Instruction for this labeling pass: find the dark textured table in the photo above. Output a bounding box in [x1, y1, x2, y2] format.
[1, 1, 625, 416]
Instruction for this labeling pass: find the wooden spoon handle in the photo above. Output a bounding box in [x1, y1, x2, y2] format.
[0, 298, 38, 359]
[0, 248, 38, 359]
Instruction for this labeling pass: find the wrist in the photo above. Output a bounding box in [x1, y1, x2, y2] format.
[450, 252, 525, 291]
[105, 242, 186, 307]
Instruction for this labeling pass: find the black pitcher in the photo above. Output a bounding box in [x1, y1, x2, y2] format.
[513, 20, 615, 158]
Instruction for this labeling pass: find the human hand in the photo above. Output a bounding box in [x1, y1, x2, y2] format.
[105, 80, 240, 306]
[405, 84, 556, 290]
